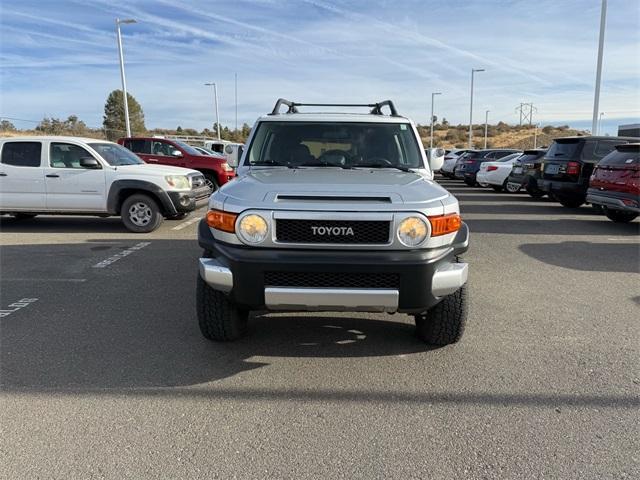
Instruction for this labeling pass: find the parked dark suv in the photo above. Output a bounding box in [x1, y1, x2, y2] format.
[454, 149, 522, 186]
[537, 136, 636, 208]
[586, 143, 639, 223]
[506, 148, 548, 198]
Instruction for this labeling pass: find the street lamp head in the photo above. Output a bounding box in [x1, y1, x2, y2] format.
[433, 92, 442, 96]
[117, 18, 137, 24]
[473, 68, 485, 73]
[204, 82, 215, 86]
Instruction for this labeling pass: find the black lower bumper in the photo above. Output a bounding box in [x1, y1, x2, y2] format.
[198, 220, 469, 313]
[586, 189, 640, 213]
[168, 187, 210, 213]
[537, 179, 587, 199]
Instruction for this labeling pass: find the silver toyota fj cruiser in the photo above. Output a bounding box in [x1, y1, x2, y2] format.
[196, 99, 469, 345]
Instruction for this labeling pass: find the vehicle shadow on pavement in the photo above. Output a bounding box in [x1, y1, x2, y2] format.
[0, 216, 131, 234]
[0, 239, 432, 391]
[519, 241, 640, 273]
[466, 217, 639, 236]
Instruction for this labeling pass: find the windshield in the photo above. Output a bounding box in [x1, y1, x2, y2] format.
[173, 141, 201, 156]
[246, 122, 424, 169]
[546, 140, 580, 159]
[89, 143, 144, 166]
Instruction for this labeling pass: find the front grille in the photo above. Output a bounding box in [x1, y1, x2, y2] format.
[265, 271, 399, 289]
[275, 219, 390, 244]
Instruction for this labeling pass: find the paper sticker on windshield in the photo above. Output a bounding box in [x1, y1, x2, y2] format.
[400, 124, 407, 130]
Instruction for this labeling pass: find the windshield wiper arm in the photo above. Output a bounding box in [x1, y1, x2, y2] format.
[251, 161, 297, 168]
[355, 163, 412, 172]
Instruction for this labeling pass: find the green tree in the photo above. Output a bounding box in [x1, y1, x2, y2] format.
[176, 126, 183, 133]
[103, 90, 146, 140]
[0, 119, 17, 131]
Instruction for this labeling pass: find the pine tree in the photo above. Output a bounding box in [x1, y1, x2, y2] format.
[103, 90, 146, 140]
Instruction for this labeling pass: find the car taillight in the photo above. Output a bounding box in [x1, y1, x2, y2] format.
[487, 166, 498, 172]
[567, 161, 581, 176]
[463, 160, 474, 164]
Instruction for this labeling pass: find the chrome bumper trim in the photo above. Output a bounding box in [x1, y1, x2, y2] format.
[199, 258, 233, 292]
[431, 262, 468, 297]
[264, 287, 399, 312]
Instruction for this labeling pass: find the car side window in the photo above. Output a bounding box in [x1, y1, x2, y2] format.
[151, 141, 171, 156]
[1, 142, 42, 167]
[593, 140, 622, 159]
[50, 143, 97, 169]
[126, 139, 150, 154]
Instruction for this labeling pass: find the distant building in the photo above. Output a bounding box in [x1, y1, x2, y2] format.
[618, 123, 640, 137]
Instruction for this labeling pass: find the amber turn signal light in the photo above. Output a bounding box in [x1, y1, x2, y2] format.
[206, 210, 237, 233]
[428, 213, 462, 237]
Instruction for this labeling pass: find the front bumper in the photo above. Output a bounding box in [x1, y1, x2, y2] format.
[198, 220, 469, 313]
[586, 189, 640, 213]
[168, 186, 210, 213]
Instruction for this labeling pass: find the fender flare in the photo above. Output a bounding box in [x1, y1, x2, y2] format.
[107, 180, 177, 216]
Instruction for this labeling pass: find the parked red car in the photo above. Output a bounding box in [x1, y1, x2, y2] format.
[587, 143, 639, 223]
[118, 137, 235, 190]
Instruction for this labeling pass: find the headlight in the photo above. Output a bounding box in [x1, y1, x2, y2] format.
[238, 214, 268, 243]
[165, 175, 190, 189]
[397, 216, 428, 247]
[221, 162, 234, 172]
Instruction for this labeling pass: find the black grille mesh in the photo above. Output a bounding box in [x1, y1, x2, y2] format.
[265, 271, 399, 289]
[275, 219, 390, 244]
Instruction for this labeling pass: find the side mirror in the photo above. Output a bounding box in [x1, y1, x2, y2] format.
[171, 149, 183, 157]
[227, 146, 241, 168]
[80, 157, 101, 169]
[426, 148, 445, 172]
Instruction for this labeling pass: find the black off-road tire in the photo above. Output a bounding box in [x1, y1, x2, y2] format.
[120, 194, 164, 233]
[557, 195, 585, 209]
[197, 274, 248, 341]
[464, 178, 476, 187]
[604, 208, 638, 223]
[414, 284, 468, 346]
[168, 213, 189, 220]
[491, 185, 503, 192]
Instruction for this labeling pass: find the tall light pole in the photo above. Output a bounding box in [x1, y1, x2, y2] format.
[483, 110, 490, 149]
[430, 92, 441, 149]
[204, 82, 220, 140]
[469, 68, 485, 148]
[116, 18, 137, 138]
[234, 73, 238, 132]
[592, 0, 607, 135]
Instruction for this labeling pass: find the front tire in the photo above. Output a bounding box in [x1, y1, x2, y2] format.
[526, 187, 545, 199]
[203, 174, 219, 192]
[491, 185, 503, 192]
[197, 274, 248, 341]
[12, 213, 37, 220]
[604, 208, 638, 223]
[414, 284, 468, 346]
[121, 194, 164, 233]
[505, 180, 521, 193]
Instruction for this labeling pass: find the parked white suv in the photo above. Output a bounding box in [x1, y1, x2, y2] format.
[196, 99, 470, 345]
[0, 136, 210, 232]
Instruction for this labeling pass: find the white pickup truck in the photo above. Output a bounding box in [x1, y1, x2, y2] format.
[0, 136, 210, 232]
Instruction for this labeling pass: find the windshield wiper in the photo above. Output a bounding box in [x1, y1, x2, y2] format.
[355, 163, 412, 173]
[251, 161, 297, 168]
[298, 161, 353, 169]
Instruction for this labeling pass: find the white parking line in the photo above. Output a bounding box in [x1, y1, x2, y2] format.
[92, 242, 151, 268]
[0, 298, 38, 318]
[172, 216, 202, 231]
[0, 278, 87, 282]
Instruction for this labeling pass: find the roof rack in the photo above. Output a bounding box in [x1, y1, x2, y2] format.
[269, 98, 399, 116]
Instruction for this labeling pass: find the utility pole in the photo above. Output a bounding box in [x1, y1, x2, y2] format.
[469, 68, 485, 148]
[204, 82, 221, 140]
[534, 123, 538, 149]
[234, 73, 238, 132]
[430, 92, 441, 149]
[484, 110, 489, 149]
[115, 18, 137, 137]
[592, 0, 607, 135]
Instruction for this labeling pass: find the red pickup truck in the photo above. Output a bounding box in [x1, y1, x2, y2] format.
[118, 136, 235, 190]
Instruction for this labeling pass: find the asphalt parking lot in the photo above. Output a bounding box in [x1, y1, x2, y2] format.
[1, 176, 639, 479]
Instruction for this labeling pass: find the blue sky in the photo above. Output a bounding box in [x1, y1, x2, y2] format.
[1, 0, 639, 134]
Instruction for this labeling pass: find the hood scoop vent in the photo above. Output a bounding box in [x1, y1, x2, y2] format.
[276, 194, 392, 203]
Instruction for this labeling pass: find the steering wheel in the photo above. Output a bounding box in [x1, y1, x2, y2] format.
[318, 149, 352, 165]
